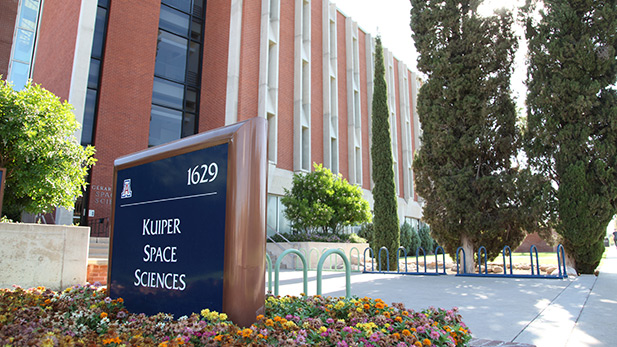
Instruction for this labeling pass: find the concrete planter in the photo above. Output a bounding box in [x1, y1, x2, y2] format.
[266, 242, 368, 271]
[0, 222, 90, 290]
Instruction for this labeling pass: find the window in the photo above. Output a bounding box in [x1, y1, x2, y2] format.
[81, 0, 110, 146]
[149, 0, 205, 147]
[7, 0, 42, 90]
[267, 195, 291, 237]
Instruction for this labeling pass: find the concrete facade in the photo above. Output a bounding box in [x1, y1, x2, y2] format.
[1, 0, 424, 232]
[0, 223, 89, 290]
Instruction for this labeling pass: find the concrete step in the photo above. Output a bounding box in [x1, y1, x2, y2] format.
[89, 237, 110, 259]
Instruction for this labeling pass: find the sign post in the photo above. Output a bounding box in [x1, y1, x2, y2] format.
[0, 168, 5, 215]
[108, 118, 266, 327]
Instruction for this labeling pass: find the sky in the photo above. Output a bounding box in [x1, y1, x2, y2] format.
[333, 0, 527, 110]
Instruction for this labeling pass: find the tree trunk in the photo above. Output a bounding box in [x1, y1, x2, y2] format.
[461, 234, 475, 274]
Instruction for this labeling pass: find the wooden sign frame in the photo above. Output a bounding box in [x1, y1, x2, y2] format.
[108, 118, 267, 327]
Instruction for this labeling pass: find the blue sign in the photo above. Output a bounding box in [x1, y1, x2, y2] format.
[109, 143, 228, 317]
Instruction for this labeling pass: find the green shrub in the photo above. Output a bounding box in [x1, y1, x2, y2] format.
[400, 222, 421, 255]
[357, 223, 374, 248]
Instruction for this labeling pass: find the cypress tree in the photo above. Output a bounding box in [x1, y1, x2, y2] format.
[371, 37, 400, 271]
[524, 0, 617, 274]
[410, 0, 543, 270]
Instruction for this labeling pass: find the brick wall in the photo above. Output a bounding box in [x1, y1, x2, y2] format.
[277, 0, 295, 171]
[86, 263, 108, 285]
[200, 0, 231, 132]
[31, 0, 81, 100]
[0, 0, 18, 79]
[336, 11, 348, 180]
[236, 0, 260, 122]
[88, 1, 160, 220]
[310, 0, 324, 167]
[359, 30, 370, 189]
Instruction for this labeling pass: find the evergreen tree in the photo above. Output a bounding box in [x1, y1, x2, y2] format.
[370, 37, 400, 271]
[524, 0, 617, 274]
[410, 0, 544, 270]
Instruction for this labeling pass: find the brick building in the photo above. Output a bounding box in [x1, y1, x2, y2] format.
[1, 0, 424, 234]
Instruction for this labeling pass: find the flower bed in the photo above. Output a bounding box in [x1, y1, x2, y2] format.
[0, 284, 472, 346]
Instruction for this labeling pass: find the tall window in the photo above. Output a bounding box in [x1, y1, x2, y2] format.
[82, 0, 110, 146]
[267, 194, 291, 237]
[149, 0, 205, 147]
[7, 0, 42, 90]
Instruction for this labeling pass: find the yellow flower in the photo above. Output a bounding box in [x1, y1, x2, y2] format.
[319, 326, 327, 333]
[219, 313, 228, 321]
[356, 307, 363, 313]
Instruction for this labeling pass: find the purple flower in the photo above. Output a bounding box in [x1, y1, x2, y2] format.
[117, 311, 127, 318]
[430, 330, 440, 339]
[369, 332, 380, 342]
[337, 342, 349, 347]
[104, 297, 112, 304]
[417, 325, 426, 334]
[326, 318, 334, 324]
[296, 335, 306, 343]
[342, 326, 354, 333]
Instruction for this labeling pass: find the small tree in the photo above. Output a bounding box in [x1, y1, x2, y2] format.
[400, 222, 421, 255]
[371, 36, 400, 271]
[281, 163, 371, 235]
[0, 80, 96, 220]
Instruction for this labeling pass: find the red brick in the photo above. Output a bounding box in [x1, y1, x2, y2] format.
[0, 0, 18, 78]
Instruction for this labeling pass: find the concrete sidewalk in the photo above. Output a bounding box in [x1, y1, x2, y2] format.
[272, 247, 617, 346]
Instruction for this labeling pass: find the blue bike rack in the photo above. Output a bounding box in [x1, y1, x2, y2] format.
[364, 246, 445, 276]
[378, 247, 390, 273]
[456, 244, 568, 279]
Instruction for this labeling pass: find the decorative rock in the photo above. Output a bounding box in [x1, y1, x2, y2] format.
[492, 266, 503, 274]
[545, 266, 557, 274]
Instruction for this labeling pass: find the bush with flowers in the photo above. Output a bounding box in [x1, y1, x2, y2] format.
[0, 284, 471, 346]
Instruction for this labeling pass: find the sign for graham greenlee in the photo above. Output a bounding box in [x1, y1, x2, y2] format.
[108, 118, 267, 327]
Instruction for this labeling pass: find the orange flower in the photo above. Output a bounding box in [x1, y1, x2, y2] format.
[384, 311, 391, 318]
[117, 298, 124, 303]
[392, 333, 400, 340]
[423, 338, 432, 346]
[175, 337, 185, 345]
[402, 329, 412, 336]
[256, 314, 265, 321]
[395, 316, 403, 323]
[273, 316, 282, 322]
[257, 334, 264, 339]
[363, 304, 370, 310]
[402, 311, 409, 316]
[414, 342, 423, 347]
[214, 335, 223, 341]
[265, 319, 274, 327]
[375, 302, 385, 310]
[158, 342, 168, 347]
[241, 328, 252, 338]
[100, 312, 108, 319]
[103, 336, 121, 345]
[44, 299, 51, 305]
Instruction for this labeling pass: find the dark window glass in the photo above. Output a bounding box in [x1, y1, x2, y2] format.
[162, 0, 190, 13]
[159, 5, 189, 36]
[152, 77, 184, 109]
[149, 105, 182, 147]
[186, 41, 200, 85]
[185, 88, 197, 113]
[91, 7, 107, 58]
[98, 0, 109, 8]
[88, 58, 100, 89]
[81, 89, 97, 146]
[154, 31, 188, 82]
[192, 0, 204, 18]
[182, 112, 196, 138]
[190, 19, 202, 41]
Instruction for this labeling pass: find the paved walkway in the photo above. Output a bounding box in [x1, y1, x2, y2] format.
[272, 247, 617, 346]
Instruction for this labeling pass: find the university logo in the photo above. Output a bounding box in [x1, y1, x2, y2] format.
[121, 179, 132, 199]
